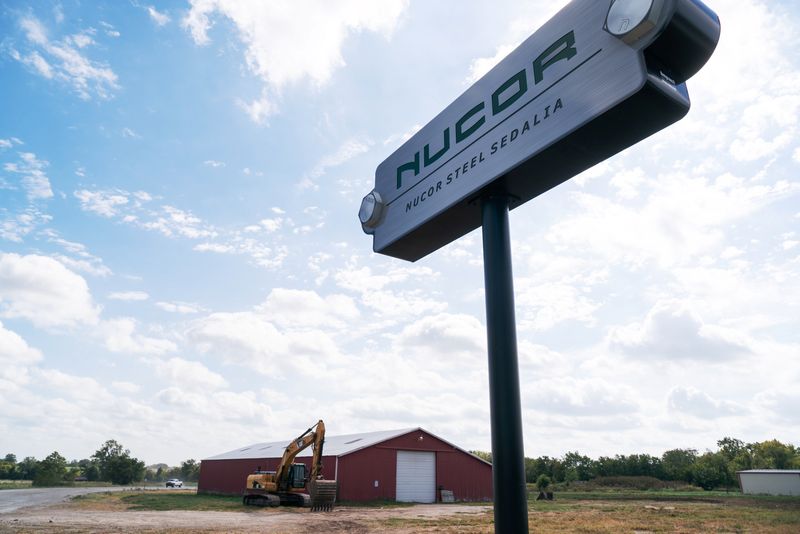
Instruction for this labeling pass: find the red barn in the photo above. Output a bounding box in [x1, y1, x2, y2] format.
[198, 427, 493, 503]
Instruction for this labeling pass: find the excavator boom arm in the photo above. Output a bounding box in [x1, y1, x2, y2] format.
[274, 420, 325, 488]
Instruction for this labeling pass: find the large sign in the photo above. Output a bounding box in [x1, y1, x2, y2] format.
[360, 0, 720, 261]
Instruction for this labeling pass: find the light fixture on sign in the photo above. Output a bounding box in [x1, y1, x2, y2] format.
[359, 191, 384, 233]
[605, 0, 664, 44]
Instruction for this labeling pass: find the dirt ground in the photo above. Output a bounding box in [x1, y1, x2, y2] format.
[3, 494, 799, 533]
[0, 503, 493, 533]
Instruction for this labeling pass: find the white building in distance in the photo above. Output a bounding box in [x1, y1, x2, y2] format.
[737, 470, 800, 496]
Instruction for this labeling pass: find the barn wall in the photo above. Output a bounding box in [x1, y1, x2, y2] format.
[337, 448, 397, 501]
[198, 455, 336, 495]
[339, 429, 493, 502]
[436, 450, 493, 501]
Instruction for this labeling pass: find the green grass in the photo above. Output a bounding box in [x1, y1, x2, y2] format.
[122, 492, 246, 511]
[0, 479, 32, 490]
[72, 490, 249, 512]
[536, 489, 800, 506]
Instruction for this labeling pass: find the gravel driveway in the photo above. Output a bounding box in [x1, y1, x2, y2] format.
[0, 486, 194, 514]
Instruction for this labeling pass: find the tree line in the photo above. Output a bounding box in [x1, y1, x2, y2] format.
[472, 437, 800, 490]
[0, 439, 200, 486]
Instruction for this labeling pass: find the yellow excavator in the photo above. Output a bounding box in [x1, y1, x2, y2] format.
[242, 420, 337, 511]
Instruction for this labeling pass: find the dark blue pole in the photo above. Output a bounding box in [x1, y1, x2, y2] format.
[481, 194, 529, 534]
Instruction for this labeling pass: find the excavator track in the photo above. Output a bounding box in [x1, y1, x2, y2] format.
[309, 479, 337, 512]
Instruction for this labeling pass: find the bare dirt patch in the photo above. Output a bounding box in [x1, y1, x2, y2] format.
[0, 502, 492, 533]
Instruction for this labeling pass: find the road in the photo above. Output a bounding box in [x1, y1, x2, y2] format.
[0, 486, 195, 514]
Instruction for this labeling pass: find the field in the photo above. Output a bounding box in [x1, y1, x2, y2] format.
[0, 480, 32, 490]
[1, 488, 798, 533]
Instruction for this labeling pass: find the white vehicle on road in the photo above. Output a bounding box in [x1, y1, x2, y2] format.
[165, 479, 183, 488]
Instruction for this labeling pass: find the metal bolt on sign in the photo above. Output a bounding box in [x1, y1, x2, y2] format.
[360, 1, 720, 532]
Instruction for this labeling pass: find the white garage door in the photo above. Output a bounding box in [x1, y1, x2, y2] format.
[396, 450, 436, 503]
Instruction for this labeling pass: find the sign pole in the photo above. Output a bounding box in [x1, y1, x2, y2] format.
[481, 193, 529, 534]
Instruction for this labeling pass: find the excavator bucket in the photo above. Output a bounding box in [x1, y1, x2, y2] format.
[309, 479, 337, 512]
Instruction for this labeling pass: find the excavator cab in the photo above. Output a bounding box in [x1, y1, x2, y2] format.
[289, 463, 306, 489]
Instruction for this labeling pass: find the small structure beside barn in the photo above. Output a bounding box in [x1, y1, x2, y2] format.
[738, 470, 800, 496]
[199, 427, 493, 503]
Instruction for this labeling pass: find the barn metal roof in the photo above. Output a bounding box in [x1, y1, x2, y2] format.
[204, 427, 418, 461]
[737, 470, 800, 474]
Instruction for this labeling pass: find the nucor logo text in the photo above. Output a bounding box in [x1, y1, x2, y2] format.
[395, 30, 577, 190]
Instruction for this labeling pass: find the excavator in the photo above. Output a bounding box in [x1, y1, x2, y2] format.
[242, 420, 337, 511]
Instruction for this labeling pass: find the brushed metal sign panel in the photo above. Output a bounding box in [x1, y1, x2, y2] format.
[362, 0, 719, 261]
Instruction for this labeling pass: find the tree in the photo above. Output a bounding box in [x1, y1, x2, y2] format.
[180, 459, 201, 482]
[717, 437, 746, 461]
[33, 452, 68, 487]
[3, 453, 16, 463]
[535, 474, 551, 492]
[751, 439, 796, 470]
[17, 456, 39, 481]
[92, 440, 145, 484]
[562, 451, 595, 481]
[470, 450, 492, 464]
[0, 458, 16, 480]
[661, 448, 697, 482]
[691, 452, 728, 490]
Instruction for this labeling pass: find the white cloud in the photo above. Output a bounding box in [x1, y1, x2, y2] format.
[45, 233, 112, 277]
[755, 389, 800, 423]
[610, 167, 647, 200]
[108, 291, 149, 301]
[0, 208, 52, 243]
[23, 51, 54, 78]
[75, 189, 218, 241]
[466, 44, 516, 84]
[121, 127, 141, 139]
[463, 7, 554, 84]
[0, 321, 42, 384]
[15, 15, 119, 100]
[3, 151, 53, 200]
[100, 318, 177, 355]
[524, 377, 639, 417]
[183, 0, 409, 120]
[147, 6, 171, 26]
[155, 301, 205, 314]
[335, 265, 447, 319]
[609, 301, 751, 361]
[68, 33, 94, 49]
[111, 381, 141, 394]
[300, 138, 372, 190]
[255, 288, 359, 329]
[0, 253, 100, 328]
[260, 217, 282, 232]
[203, 159, 225, 168]
[397, 313, 485, 358]
[667, 387, 744, 419]
[148, 357, 227, 391]
[193, 242, 234, 253]
[187, 291, 352, 378]
[100, 21, 120, 38]
[74, 189, 129, 217]
[383, 124, 421, 147]
[193, 236, 288, 269]
[36, 368, 114, 403]
[548, 173, 798, 269]
[141, 206, 217, 239]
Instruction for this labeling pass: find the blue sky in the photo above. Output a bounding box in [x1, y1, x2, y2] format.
[1, 0, 798, 466]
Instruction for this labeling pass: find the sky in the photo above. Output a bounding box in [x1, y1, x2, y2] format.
[0, 0, 798, 467]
